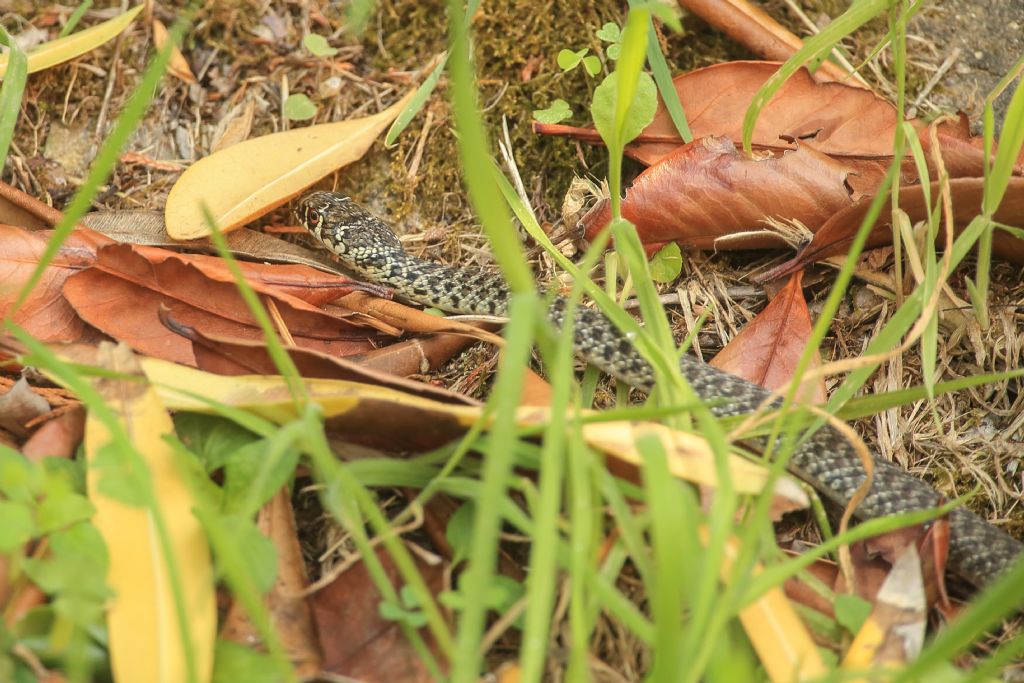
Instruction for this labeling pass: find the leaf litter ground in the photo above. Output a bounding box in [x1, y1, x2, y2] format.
[4, 0, 1023, 676]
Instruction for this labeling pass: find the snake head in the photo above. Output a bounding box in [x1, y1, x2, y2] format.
[297, 191, 402, 268]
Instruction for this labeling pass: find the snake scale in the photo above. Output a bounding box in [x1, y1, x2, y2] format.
[298, 190, 1022, 589]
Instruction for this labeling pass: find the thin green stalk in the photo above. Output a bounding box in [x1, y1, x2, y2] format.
[0, 26, 27, 167]
[449, 294, 537, 682]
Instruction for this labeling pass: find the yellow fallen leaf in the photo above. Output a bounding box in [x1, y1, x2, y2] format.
[137, 357, 804, 501]
[153, 18, 196, 84]
[85, 344, 216, 683]
[0, 5, 144, 78]
[705, 528, 826, 682]
[164, 90, 416, 240]
[582, 420, 808, 503]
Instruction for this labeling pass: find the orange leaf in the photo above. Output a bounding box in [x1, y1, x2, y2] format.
[710, 271, 826, 404]
[582, 136, 856, 253]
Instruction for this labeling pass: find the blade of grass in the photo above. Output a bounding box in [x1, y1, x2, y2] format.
[0, 26, 27, 167]
[59, 0, 94, 38]
[741, 0, 889, 155]
[448, 294, 537, 683]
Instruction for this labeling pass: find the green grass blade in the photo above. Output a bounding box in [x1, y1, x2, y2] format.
[0, 26, 27, 168]
[385, 52, 448, 146]
[741, 0, 889, 155]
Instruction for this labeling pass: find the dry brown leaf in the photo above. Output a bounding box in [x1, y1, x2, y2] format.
[536, 62, 896, 166]
[582, 136, 856, 253]
[211, 99, 257, 153]
[165, 90, 415, 240]
[21, 407, 85, 462]
[759, 176, 1024, 280]
[0, 378, 51, 438]
[159, 309, 479, 406]
[0, 225, 109, 342]
[311, 547, 446, 682]
[220, 489, 322, 678]
[842, 546, 927, 668]
[710, 271, 826, 404]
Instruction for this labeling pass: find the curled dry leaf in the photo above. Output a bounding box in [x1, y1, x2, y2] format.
[842, 546, 927, 667]
[158, 307, 478, 406]
[675, 1, 860, 85]
[0, 378, 51, 437]
[710, 270, 826, 405]
[538, 61, 1009, 183]
[582, 420, 809, 513]
[165, 90, 415, 240]
[220, 489, 322, 678]
[635, 61, 897, 165]
[62, 243, 377, 366]
[80, 209, 344, 274]
[21, 406, 86, 462]
[535, 61, 898, 165]
[705, 529, 827, 682]
[759, 176, 1024, 280]
[582, 135, 857, 253]
[152, 18, 197, 84]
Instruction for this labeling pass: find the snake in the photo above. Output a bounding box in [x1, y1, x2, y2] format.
[298, 190, 1023, 589]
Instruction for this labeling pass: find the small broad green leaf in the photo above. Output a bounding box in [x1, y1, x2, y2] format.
[302, 33, 337, 57]
[582, 55, 601, 76]
[283, 93, 317, 121]
[36, 491, 95, 534]
[174, 413, 262, 473]
[221, 439, 300, 517]
[211, 639, 281, 683]
[488, 575, 526, 628]
[23, 523, 111, 625]
[379, 587, 429, 628]
[446, 502, 475, 566]
[0, 445, 36, 502]
[590, 70, 657, 148]
[649, 242, 682, 283]
[596, 22, 621, 43]
[218, 515, 278, 593]
[557, 48, 588, 71]
[834, 593, 873, 635]
[532, 98, 572, 124]
[0, 500, 35, 551]
[607, 43, 621, 60]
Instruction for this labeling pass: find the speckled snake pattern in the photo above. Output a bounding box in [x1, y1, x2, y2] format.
[298, 190, 1022, 589]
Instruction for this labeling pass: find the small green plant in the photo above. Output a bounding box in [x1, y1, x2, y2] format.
[532, 21, 624, 125]
[302, 33, 338, 57]
[596, 21, 622, 60]
[557, 47, 601, 76]
[283, 93, 317, 121]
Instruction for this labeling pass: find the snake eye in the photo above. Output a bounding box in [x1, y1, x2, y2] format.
[304, 207, 322, 229]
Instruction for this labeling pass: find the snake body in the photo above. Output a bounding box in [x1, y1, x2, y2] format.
[298, 190, 1022, 588]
